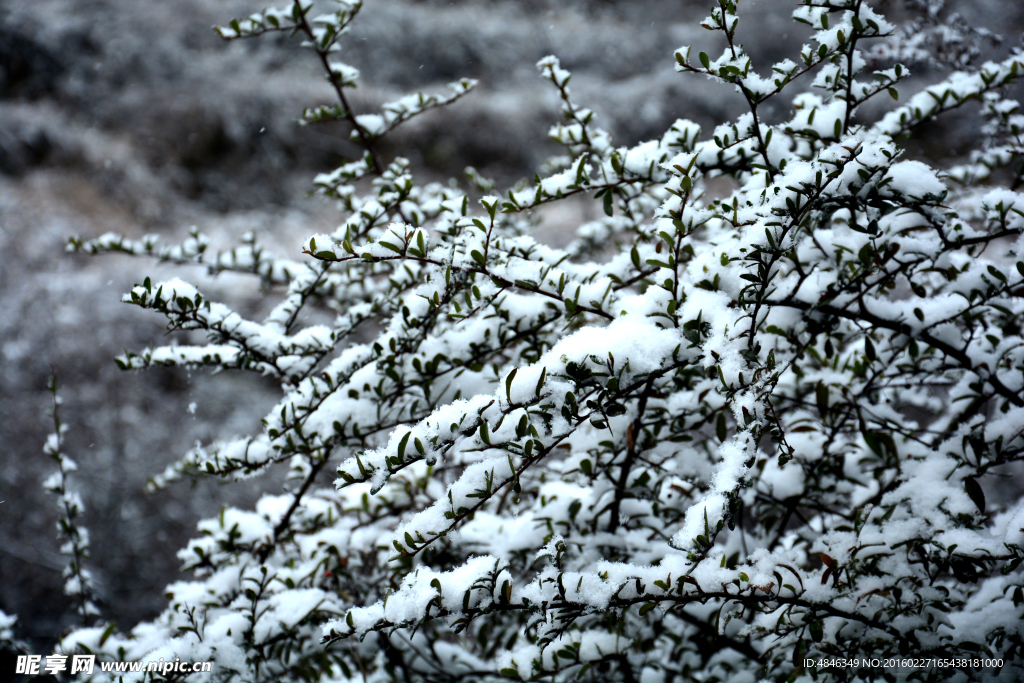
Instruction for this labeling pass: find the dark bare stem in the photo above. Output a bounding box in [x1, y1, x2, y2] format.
[293, 0, 384, 175]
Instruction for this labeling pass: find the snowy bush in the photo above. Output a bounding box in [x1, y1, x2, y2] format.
[22, 0, 1024, 680]
[42, 375, 102, 626]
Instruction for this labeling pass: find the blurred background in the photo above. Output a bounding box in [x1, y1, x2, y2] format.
[1, 0, 1021, 647]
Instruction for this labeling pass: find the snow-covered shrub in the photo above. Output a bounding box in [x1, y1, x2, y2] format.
[43, 375, 101, 626]
[0, 610, 23, 654]
[27, 0, 1024, 680]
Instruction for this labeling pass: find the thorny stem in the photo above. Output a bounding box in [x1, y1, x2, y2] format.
[841, 0, 864, 135]
[327, 586, 923, 656]
[607, 378, 655, 533]
[744, 143, 862, 355]
[293, 1, 385, 175]
[721, 17, 775, 181]
[393, 361, 693, 558]
[763, 297, 1024, 408]
[258, 453, 332, 563]
[310, 250, 615, 320]
[47, 373, 95, 625]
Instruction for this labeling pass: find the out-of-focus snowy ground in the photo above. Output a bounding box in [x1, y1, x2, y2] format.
[1, 0, 1020, 642]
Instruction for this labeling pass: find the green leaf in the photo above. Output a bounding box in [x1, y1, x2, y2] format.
[816, 382, 829, 416]
[987, 265, 1007, 282]
[964, 477, 985, 514]
[505, 367, 518, 403]
[99, 621, 117, 646]
[864, 336, 877, 361]
[397, 432, 411, 461]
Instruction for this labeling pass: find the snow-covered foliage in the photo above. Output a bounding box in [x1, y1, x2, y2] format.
[43, 375, 101, 625]
[0, 610, 22, 650]
[18, 0, 1024, 680]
